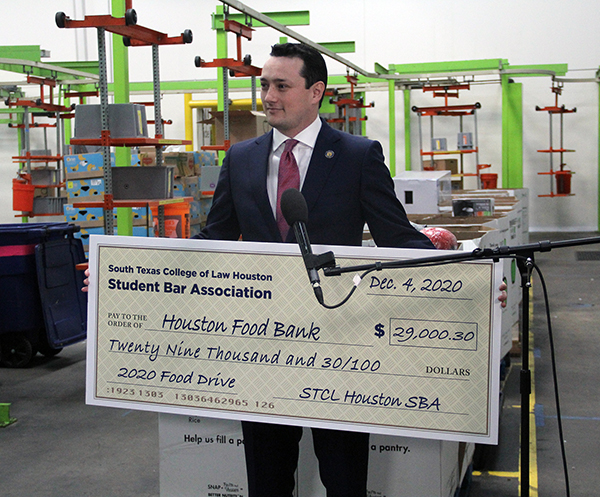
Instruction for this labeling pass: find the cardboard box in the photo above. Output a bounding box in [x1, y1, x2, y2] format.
[64, 204, 149, 227]
[194, 151, 218, 168]
[65, 152, 141, 179]
[159, 415, 471, 497]
[75, 225, 151, 251]
[203, 110, 272, 145]
[173, 176, 200, 200]
[423, 159, 458, 174]
[199, 165, 221, 195]
[393, 171, 452, 215]
[163, 152, 196, 177]
[423, 159, 463, 190]
[64, 152, 108, 174]
[66, 177, 104, 199]
[138, 147, 157, 166]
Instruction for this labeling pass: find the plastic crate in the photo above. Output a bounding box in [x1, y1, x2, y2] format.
[0, 223, 87, 367]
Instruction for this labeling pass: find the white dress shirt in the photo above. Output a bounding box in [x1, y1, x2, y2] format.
[267, 116, 322, 216]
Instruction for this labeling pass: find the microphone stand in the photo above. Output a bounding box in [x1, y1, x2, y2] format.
[318, 235, 600, 497]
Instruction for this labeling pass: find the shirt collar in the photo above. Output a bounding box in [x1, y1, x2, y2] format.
[272, 116, 322, 152]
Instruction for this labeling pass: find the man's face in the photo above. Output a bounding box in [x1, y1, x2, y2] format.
[260, 56, 324, 138]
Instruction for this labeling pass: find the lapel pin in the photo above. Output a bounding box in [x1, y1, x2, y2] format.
[325, 150, 335, 159]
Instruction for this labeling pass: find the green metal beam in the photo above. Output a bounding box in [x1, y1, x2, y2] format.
[403, 88, 411, 173]
[390, 59, 507, 75]
[0, 46, 98, 80]
[107, 73, 380, 94]
[318, 41, 355, 54]
[388, 79, 395, 175]
[0, 45, 42, 62]
[501, 77, 523, 188]
[374, 62, 391, 75]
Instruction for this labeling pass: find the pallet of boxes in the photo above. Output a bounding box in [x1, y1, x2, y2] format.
[63, 152, 151, 253]
[138, 147, 219, 238]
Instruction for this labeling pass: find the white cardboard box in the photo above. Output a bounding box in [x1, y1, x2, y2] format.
[394, 171, 452, 215]
[159, 415, 470, 497]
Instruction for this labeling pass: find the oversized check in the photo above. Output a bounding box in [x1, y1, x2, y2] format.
[86, 236, 502, 443]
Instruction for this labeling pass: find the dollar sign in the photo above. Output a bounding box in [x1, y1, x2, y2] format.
[374, 323, 385, 338]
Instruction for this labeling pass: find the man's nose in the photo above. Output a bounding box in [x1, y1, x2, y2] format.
[262, 85, 276, 102]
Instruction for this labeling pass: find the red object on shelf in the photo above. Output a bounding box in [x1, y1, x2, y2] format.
[150, 202, 190, 239]
[201, 139, 231, 152]
[12, 174, 35, 212]
[555, 170, 572, 195]
[480, 173, 498, 189]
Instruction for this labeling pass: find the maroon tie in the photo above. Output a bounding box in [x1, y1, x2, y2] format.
[276, 139, 300, 240]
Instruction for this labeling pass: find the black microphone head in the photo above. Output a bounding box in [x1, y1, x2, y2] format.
[281, 188, 308, 226]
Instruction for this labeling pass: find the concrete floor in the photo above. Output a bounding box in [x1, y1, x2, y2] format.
[1, 232, 599, 497]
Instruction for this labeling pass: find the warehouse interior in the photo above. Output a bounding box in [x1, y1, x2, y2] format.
[1, 1, 599, 496]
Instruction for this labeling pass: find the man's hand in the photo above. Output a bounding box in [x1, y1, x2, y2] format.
[498, 282, 507, 308]
[82, 269, 91, 293]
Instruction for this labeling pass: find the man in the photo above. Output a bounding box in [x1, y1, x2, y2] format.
[195, 43, 434, 497]
[83, 42, 505, 496]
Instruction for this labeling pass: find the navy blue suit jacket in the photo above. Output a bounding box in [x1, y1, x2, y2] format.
[197, 119, 433, 250]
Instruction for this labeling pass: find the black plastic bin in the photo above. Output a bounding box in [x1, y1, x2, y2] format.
[0, 223, 87, 367]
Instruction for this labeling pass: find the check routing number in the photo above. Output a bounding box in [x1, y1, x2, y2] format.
[86, 236, 502, 443]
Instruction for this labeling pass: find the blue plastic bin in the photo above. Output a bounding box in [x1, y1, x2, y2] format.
[0, 223, 87, 367]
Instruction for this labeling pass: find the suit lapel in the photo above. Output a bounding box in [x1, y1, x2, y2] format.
[302, 122, 342, 213]
[247, 131, 281, 239]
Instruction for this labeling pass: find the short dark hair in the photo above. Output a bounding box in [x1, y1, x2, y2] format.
[270, 43, 328, 106]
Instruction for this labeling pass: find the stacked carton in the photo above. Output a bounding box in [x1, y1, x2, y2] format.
[64, 152, 151, 251]
[164, 150, 218, 237]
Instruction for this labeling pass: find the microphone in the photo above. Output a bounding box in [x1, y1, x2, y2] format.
[280, 188, 324, 305]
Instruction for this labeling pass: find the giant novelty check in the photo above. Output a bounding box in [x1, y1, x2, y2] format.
[86, 236, 502, 443]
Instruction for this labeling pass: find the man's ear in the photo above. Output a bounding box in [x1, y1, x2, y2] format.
[311, 81, 326, 104]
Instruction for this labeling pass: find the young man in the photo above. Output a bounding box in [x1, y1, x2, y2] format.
[83, 42, 505, 497]
[195, 43, 435, 497]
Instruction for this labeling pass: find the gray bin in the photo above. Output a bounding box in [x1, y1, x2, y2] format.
[112, 166, 174, 200]
[74, 103, 149, 139]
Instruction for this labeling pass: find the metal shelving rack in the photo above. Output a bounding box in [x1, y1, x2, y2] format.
[326, 73, 374, 135]
[7, 75, 74, 217]
[536, 85, 576, 197]
[55, 5, 192, 235]
[194, 12, 262, 153]
[412, 84, 490, 189]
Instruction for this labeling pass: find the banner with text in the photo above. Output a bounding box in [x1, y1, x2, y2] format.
[86, 236, 502, 443]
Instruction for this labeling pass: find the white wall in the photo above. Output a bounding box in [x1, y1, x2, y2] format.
[1, 0, 599, 230]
